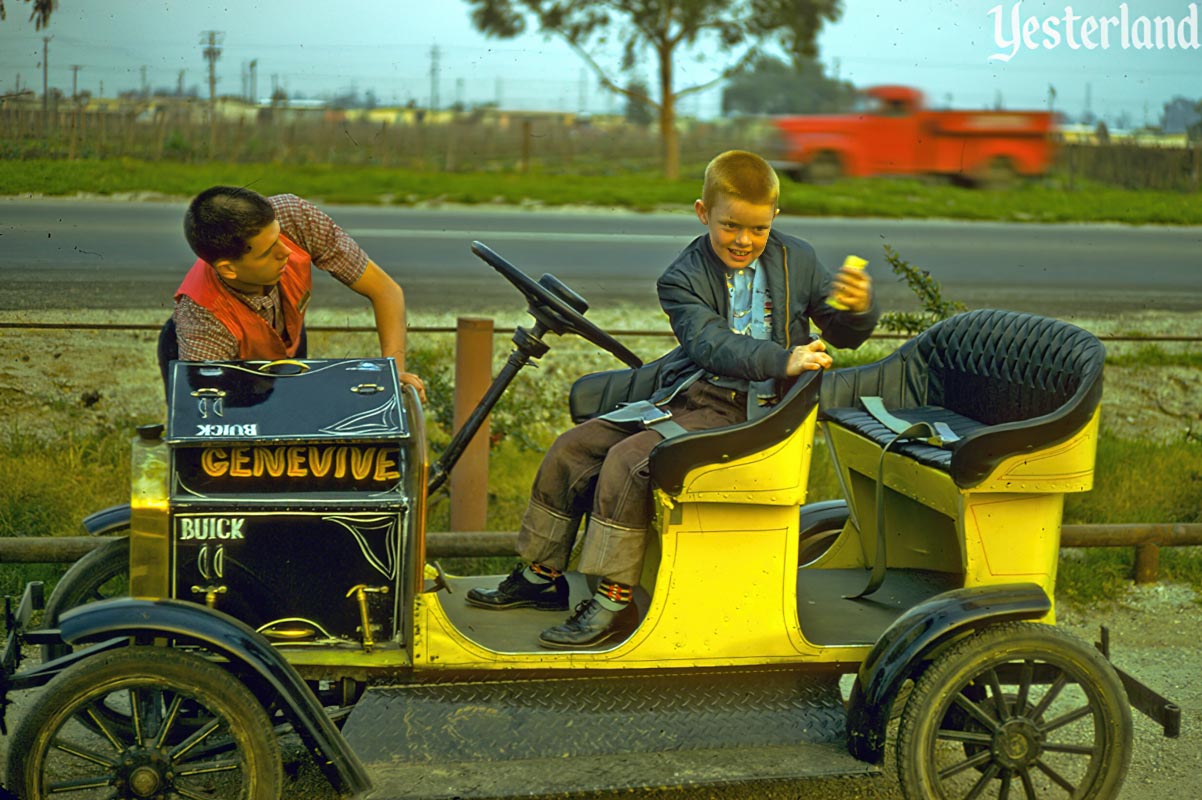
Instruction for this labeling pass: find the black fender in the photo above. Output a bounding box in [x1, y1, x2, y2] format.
[81, 503, 132, 536]
[58, 597, 373, 798]
[845, 582, 1051, 764]
[798, 499, 848, 537]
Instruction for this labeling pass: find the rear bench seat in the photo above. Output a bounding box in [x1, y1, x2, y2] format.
[812, 310, 1107, 602]
[819, 309, 1105, 489]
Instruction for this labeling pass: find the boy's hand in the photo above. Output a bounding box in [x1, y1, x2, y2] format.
[831, 265, 874, 314]
[786, 340, 833, 376]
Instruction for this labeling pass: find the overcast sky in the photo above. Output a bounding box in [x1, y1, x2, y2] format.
[0, 0, 1197, 125]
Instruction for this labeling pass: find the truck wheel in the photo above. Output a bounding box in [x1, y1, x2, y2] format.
[7, 646, 282, 800]
[982, 156, 1018, 189]
[896, 622, 1131, 800]
[41, 536, 130, 662]
[808, 152, 843, 184]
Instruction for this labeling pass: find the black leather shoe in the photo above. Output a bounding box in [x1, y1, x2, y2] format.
[465, 566, 569, 611]
[538, 598, 638, 649]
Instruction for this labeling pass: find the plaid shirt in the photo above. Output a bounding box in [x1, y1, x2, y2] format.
[174, 194, 369, 361]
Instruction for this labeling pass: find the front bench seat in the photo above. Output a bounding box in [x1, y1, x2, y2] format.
[818, 309, 1105, 489]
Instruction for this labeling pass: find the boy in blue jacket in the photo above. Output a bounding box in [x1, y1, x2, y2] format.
[468, 150, 879, 649]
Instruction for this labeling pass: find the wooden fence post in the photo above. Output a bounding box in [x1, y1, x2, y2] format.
[450, 317, 494, 533]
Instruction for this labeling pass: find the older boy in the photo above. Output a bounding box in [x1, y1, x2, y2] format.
[468, 150, 878, 649]
[173, 186, 425, 400]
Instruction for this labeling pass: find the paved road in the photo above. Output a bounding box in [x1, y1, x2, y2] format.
[1, 198, 1199, 316]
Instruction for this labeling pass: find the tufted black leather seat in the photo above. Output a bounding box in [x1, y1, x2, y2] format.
[819, 309, 1105, 489]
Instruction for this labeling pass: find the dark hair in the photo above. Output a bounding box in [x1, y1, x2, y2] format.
[183, 186, 276, 263]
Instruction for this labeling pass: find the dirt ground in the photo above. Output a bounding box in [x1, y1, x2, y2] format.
[0, 310, 1198, 798]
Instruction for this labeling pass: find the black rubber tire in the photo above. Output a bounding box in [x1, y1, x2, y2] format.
[41, 536, 130, 662]
[808, 151, 843, 184]
[896, 622, 1131, 800]
[7, 646, 282, 800]
[982, 156, 1018, 190]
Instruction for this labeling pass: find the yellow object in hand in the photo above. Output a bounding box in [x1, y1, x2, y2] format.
[827, 255, 868, 311]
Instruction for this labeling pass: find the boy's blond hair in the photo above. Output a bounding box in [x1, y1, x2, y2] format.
[701, 150, 780, 210]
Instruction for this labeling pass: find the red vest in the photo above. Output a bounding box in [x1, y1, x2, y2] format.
[175, 234, 313, 360]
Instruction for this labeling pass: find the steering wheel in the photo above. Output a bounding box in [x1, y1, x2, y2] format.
[472, 241, 642, 368]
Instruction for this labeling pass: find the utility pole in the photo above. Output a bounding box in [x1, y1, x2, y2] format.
[429, 44, 440, 111]
[41, 35, 50, 136]
[70, 65, 81, 101]
[201, 30, 223, 155]
[249, 59, 257, 106]
[177, 70, 185, 97]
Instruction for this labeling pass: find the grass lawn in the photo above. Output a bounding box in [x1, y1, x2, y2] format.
[3, 158, 1201, 225]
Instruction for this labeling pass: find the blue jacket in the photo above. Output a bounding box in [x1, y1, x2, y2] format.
[653, 230, 880, 397]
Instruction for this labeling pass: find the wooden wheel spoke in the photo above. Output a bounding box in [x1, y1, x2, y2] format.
[998, 770, 1012, 800]
[986, 667, 1009, 720]
[155, 693, 186, 749]
[963, 763, 1001, 800]
[937, 748, 994, 780]
[170, 717, 223, 762]
[1028, 671, 1069, 720]
[50, 736, 118, 769]
[1018, 765, 1038, 799]
[1040, 703, 1093, 734]
[953, 692, 1001, 734]
[1041, 740, 1099, 756]
[45, 773, 116, 793]
[936, 728, 993, 745]
[1035, 758, 1078, 794]
[176, 757, 242, 777]
[82, 701, 127, 753]
[1014, 660, 1034, 713]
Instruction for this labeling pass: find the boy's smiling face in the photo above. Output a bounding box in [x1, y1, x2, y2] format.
[694, 194, 779, 271]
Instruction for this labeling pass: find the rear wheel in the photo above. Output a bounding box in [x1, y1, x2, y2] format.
[41, 536, 130, 662]
[896, 622, 1131, 800]
[981, 156, 1018, 190]
[7, 646, 282, 800]
[808, 152, 843, 184]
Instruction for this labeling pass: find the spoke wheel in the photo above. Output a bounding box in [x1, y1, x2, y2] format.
[7, 646, 281, 800]
[42, 536, 131, 662]
[897, 622, 1131, 800]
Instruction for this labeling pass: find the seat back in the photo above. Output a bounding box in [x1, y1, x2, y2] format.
[915, 310, 1104, 427]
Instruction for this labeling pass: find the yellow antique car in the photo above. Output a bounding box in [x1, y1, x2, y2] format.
[0, 243, 1178, 800]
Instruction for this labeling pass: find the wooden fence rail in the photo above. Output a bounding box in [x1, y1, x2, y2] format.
[3, 525, 1200, 584]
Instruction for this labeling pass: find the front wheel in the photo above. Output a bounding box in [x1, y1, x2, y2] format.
[7, 646, 282, 800]
[896, 622, 1131, 800]
[41, 536, 130, 662]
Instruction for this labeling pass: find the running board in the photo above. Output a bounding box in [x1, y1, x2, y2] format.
[340, 666, 876, 797]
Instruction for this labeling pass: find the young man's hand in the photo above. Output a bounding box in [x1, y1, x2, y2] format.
[785, 340, 833, 376]
[831, 265, 874, 314]
[397, 370, 427, 403]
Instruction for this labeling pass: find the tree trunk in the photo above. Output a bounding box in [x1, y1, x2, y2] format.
[657, 44, 679, 180]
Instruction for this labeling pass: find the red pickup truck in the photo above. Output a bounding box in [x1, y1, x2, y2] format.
[766, 85, 1056, 187]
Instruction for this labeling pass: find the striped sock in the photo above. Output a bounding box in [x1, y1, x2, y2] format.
[594, 579, 633, 611]
[524, 562, 561, 585]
